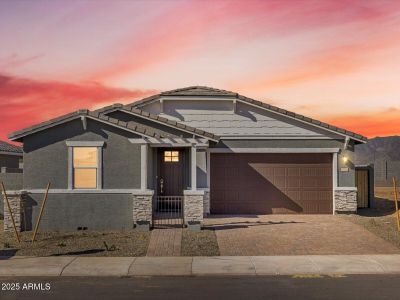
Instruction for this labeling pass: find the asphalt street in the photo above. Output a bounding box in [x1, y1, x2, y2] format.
[0, 275, 399, 300]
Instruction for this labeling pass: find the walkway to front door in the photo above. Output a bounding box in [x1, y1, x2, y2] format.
[146, 229, 182, 256]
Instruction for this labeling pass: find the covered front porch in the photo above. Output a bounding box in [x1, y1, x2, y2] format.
[130, 137, 211, 230]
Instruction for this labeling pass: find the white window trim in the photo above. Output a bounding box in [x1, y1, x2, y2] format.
[67, 141, 104, 190]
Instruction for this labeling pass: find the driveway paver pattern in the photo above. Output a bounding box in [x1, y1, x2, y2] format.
[204, 215, 400, 256]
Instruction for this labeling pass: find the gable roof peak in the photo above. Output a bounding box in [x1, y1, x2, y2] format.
[159, 85, 237, 97]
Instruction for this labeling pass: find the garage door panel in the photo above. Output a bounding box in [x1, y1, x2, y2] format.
[210, 153, 332, 214]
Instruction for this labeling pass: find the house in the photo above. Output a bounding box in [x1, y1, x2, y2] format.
[0, 140, 23, 173]
[5, 86, 367, 231]
[0, 140, 23, 218]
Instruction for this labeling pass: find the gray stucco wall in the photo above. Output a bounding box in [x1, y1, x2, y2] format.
[147, 147, 155, 189]
[337, 142, 356, 187]
[23, 119, 142, 189]
[0, 154, 21, 169]
[196, 150, 207, 188]
[23, 193, 133, 230]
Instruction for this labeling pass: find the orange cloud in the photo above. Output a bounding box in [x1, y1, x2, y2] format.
[93, 0, 400, 84]
[236, 34, 400, 92]
[325, 108, 400, 138]
[0, 73, 157, 142]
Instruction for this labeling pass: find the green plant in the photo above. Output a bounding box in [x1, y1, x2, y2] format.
[57, 242, 66, 247]
[3, 242, 10, 248]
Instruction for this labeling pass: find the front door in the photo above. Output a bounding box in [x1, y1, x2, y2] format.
[157, 149, 185, 196]
[154, 149, 185, 228]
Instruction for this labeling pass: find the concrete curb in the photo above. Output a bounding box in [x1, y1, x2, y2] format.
[1, 255, 400, 276]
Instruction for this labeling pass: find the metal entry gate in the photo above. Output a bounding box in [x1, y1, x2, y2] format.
[153, 196, 184, 228]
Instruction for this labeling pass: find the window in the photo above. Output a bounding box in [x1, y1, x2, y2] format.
[164, 151, 179, 162]
[73, 147, 98, 189]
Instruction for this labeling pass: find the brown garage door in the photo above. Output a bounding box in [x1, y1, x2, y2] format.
[210, 153, 333, 214]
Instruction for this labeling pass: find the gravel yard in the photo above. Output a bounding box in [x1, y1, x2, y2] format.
[340, 210, 400, 249]
[181, 228, 219, 256]
[0, 220, 150, 257]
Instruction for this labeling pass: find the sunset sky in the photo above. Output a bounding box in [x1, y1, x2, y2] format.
[1, 0, 400, 142]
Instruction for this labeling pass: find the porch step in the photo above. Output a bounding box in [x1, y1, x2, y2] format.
[146, 229, 182, 257]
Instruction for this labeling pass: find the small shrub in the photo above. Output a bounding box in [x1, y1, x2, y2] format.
[103, 241, 118, 251]
[57, 242, 66, 247]
[3, 242, 10, 248]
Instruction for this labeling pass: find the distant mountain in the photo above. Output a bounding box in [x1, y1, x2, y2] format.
[355, 136, 400, 186]
[355, 136, 400, 165]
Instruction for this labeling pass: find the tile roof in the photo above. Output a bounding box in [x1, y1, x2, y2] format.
[129, 86, 236, 108]
[121, 106, 219, 140]
[0, 140, 22, 154]
[8, 86, 367, 143]
[9, 106, 219, 142]
[126, 86, 367, 142]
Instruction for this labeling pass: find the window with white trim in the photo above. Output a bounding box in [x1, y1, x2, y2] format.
[73, 147, 98, 189]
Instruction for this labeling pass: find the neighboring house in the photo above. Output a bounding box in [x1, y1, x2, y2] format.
[0, 141, 23, 218]
[0, 140, 23, 173]
[5, 86, 367, 231]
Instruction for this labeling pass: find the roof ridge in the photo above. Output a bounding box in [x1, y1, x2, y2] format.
[124, 86, 367, 142]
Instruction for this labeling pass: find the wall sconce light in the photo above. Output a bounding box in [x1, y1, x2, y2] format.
[342, 156, 348, 163]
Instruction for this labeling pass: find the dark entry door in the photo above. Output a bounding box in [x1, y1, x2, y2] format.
[158, 149, 185, 196]
[356, 169, 369, 208]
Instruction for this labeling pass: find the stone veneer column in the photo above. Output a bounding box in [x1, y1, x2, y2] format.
[334, 188, 357, 213]
[183, 190, 204, 230]
[132, 190, 154, 231]
[3, 191, 27, 232]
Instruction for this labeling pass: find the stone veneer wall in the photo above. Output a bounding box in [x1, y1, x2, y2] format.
[3, 191, 27, 232]
[334, 189, 357, 213]
[132, 192, 153, 226]
[184, 190, 204, 224]
[203, 190, 210, 215]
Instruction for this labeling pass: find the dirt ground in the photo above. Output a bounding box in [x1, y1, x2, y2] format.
[0, 220, 218, 257]
[340, 211, 400, 250]
[181, 228, 219, 256]
[342, 186, 400, 250]
[374, 186, 399, 211]
[0, 220, 150, 257]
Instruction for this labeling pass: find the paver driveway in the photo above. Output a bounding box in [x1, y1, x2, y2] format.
[203, 215, 400, 256]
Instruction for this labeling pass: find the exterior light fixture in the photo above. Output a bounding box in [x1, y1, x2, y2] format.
[342, 156, 348, 163]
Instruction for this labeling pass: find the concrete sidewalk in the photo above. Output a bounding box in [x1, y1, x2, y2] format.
[1, 255, 400, 276]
